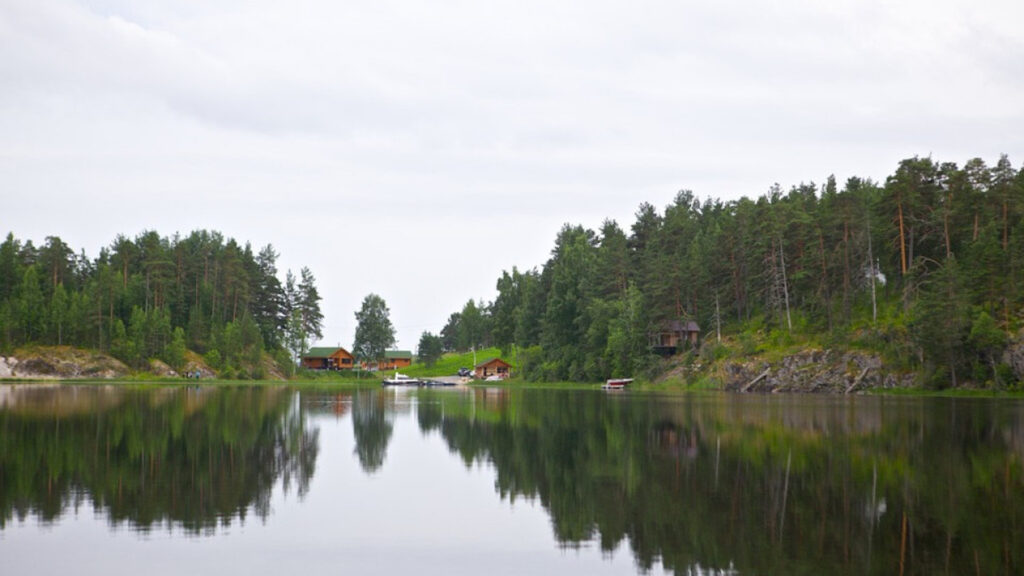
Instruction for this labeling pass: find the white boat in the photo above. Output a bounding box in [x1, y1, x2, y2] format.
[382, 372, 421, 386]
[602, 378, 633, 390]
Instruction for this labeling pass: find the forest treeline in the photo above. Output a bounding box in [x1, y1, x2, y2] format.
[0, 230, 323, 378]
[434, 154, 1024, 387]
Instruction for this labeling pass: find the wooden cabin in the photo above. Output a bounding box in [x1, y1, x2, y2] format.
[301, 347, 356, 370]
[376, 350, 413, 371]
[475, 358, 512, 380]
[649, 320, 700, 356]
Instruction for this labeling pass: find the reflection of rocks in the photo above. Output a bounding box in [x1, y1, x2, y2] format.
[722, 350, 914, 393]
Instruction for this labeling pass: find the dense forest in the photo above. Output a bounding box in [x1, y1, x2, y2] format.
[435, 154, 1024, 387]
[0, 230, 323, 378]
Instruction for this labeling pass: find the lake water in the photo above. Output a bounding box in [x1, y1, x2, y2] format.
[2, 384, 1023, 575]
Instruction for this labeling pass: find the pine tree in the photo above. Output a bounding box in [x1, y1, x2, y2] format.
[251, 244, 287, 349]
[296, 267, 324, 342]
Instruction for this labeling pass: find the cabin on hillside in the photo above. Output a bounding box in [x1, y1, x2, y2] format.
[301, 347, 356, 370]
[376, 350, 413, 371]
[649, 320, 700, 356]
[475, 358, 512, 380]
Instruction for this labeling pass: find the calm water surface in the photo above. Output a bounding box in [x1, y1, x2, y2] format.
[1, 384, 1023, 575]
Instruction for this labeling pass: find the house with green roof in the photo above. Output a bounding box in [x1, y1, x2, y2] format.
[300, 346, 355, 370]
[367, 350, 413, 371]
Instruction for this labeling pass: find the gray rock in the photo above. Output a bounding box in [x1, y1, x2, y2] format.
[1003, 330, 1024, 382]
[723, 349, 909, 394]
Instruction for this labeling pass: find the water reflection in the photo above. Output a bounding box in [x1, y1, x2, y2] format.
[0, 385, 318, 534]
[351, 389, 395, 473]
[414, 390, 1024, 575]
[3, 385, 1023, 575]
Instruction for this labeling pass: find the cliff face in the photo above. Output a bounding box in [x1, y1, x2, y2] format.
[1004, 330, 1024, 383]
[0, 347, 130, 379]
[0, 346, 282, 381]
[715, 349, 915, 393]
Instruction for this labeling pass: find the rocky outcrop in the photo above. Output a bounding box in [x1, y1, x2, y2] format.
[0, 356, 18, 378]
[148, 359, 178, 377]
[1, 347, 131, 379]
[181, 351, 216, 379]
[720, 349, 915, 393]
[1003, 330, 1024, 383]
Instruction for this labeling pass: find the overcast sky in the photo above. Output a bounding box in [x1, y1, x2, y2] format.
[2, 0, 1023, 351]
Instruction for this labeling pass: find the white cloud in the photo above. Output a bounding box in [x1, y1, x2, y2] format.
[2, 0, 1023, 348]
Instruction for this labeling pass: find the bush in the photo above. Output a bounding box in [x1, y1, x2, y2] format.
[274, 348, 296, 378]
[738, 332, 759, 356]
[698, 340, 729, 364]
[204, 349, 222, 370]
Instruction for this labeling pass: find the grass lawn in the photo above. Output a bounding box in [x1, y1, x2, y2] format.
[401, 347, 513, 378]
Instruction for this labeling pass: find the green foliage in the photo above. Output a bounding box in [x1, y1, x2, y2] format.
[204, 349, 222, 370]
[430, 153, 1023, 385]
[416, 331, 444, 367]
[698, 340, 729, 364]
[352, 293, 396, 363]
[457, 299, 488, 351]
[273, 348, 296, 378]
[163, 326, 187, 371]
[969, 310, 1008, 387]
[402, 346, 508, 378]
[910, 258, 971, 387]
[0, 229, 319, 379]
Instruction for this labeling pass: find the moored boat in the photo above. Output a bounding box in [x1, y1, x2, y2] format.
[602, 378, 633, 390]
[382, 372, 421, 386]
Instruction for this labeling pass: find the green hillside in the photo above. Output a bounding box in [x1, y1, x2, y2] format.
[401, 347, 515, 378]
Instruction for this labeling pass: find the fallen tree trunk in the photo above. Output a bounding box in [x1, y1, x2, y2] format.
[846, 367, 871, 394]
[742, 369, 771, 393]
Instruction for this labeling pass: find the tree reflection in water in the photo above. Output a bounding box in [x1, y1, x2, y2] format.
[0, 385, 318, 534]
[416, 390, 1024, 576]
[4, 385, 1022, 575]
[350, 388, 395, 473]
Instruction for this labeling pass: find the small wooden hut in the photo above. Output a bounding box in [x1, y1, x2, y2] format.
[649, 320, 700, 356]
[475, 358, 512, 380]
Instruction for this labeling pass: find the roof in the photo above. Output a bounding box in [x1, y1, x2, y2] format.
[384, 350, 413, 359]
[475, 357, 511, 369]
[663, 320, 700, 332]
[304, 347, 351, 358]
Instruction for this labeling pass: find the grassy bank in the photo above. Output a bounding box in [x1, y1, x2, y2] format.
[400, 347, 511, 378]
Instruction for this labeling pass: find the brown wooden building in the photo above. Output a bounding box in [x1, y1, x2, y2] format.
[650, 320, 700, 356]
[475, 358, 512, 380]
[301, 347, 356, 370]
[362, 350, 413, 371]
